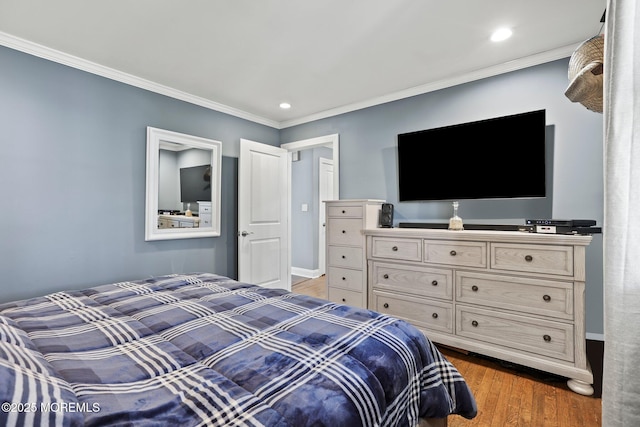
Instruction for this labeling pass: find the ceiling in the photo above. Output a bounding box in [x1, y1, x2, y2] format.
[0, 0, 606, 128]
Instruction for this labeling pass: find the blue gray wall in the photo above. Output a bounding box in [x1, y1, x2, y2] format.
[0, 45, 604, 337]
[0, 45, 279, 303]
[281, 59, 604, 337]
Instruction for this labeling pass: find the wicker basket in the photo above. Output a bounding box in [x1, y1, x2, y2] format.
[565, 35, 604, 113]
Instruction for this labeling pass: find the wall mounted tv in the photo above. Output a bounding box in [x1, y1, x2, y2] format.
[397, 109, 546, 201]
[180, 164, 212, 203]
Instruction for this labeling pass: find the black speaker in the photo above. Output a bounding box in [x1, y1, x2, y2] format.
[380, 203, 394, 228]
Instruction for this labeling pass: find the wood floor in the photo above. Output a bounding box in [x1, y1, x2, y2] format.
[292, 275, 328, 299]
[292, 276, 602, 427]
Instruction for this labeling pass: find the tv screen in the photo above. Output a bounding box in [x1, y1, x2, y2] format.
[397, 110, 546, 201]
[180, 164, 212, 203]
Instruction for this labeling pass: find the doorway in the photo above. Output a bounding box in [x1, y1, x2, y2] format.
[281, 134, 339, 281]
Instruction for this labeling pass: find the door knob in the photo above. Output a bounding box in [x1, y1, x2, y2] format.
[239, 231, 254, 237]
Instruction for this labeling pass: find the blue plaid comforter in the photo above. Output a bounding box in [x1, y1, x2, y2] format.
[0, 273, 476, 426]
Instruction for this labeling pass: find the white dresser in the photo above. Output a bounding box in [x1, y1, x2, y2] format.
[325, 200, 384, 308]
[197, 201, 212, 227]
[158, 215, 201, 228]
[364, 227, 594, 395]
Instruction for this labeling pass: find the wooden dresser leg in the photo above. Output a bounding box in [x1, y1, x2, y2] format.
[567, 378, 594, 396]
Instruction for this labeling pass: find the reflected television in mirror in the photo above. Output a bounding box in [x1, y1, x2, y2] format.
[180, 164, 212, 203]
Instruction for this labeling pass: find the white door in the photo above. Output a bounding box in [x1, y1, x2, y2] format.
[238, 139, 290, 290]
[318, 158, 334, 276]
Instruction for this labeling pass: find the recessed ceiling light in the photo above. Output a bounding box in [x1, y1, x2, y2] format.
[279, 102, 291, 109]
[491, 27, 512, 42]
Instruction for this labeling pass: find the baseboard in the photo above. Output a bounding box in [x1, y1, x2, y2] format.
[586, 332, 604, 341]
[291, 267, 321, 279]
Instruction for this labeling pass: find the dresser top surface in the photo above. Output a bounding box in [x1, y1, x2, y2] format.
[158, 214, 201, 221]
[324, 199, 385, 204]
[364, 227, 592, 246]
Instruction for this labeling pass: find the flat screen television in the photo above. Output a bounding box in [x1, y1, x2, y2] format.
[397, 110, 546, 201]
[180, 164, 212, 203]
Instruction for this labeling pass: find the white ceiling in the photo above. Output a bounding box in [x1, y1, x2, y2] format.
[0, 0, 606, 128]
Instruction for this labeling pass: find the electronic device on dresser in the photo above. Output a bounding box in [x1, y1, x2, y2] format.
[526, 219, 601, 235]
[380, 203, 394, 228]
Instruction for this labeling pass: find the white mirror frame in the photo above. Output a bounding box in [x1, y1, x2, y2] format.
[145, 127, 222, 241]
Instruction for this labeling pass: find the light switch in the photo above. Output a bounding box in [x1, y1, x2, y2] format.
[301, 203, 308, 212]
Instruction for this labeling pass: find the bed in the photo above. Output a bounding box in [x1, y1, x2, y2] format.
[0, 272, 476, 426]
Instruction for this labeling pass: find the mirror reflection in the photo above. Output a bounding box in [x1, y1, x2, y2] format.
[145, 127, 221, 241]
[158, 145, 212, 229]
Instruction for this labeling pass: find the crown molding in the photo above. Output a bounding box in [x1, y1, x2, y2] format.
[1, 31, 577, 131]
[0, 31, 280, 129]
[279, 44, 578, 129]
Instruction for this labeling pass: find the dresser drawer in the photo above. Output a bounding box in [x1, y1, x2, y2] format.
[328, 205, 363, 218]
[328, 267, 363, 292]
[372, 291, 453, 334]
[199, 215, 212, 227]
[456, 306, 574, 362]
[328, 288, 364, 308]
[327, 246, 363, 268]
[164, 219, 180, 228]
[327, 218, 363, 246]
[371, 237, 422, 261]
[424, 240, 487, 268]
[491, 243, 574, 276]
[456, 271, 573, 320]
[372, 262, 452, 300]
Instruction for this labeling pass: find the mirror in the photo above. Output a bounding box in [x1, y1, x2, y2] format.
[145, 127, 222, 241]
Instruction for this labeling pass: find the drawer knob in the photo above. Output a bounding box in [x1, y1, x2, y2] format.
[383, 303, 389, 309]
[342, 298, 346, 302]
[525, 255, 533, 262]
[450, 250, 457, 256]
[342, 230, 346, 234]
[342, 255, 346, 259]
[342, 210, 346, 214]
[432, 313, 438, 319]
[383, 274, 389, 279]
[392, 246, 398, 251]
[471, 320, 479, 327]
[342, 277, 346, 281]
[431, 280, 438, 286]
[543, 334, 552, 342]
[543, 294, 551, 302]
[471, 285, 479, 292]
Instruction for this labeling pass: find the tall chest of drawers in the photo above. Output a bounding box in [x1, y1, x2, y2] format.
[197, 201, 212, 227]
[325, 200, 384, 309]
[364, 227, 594, 395]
